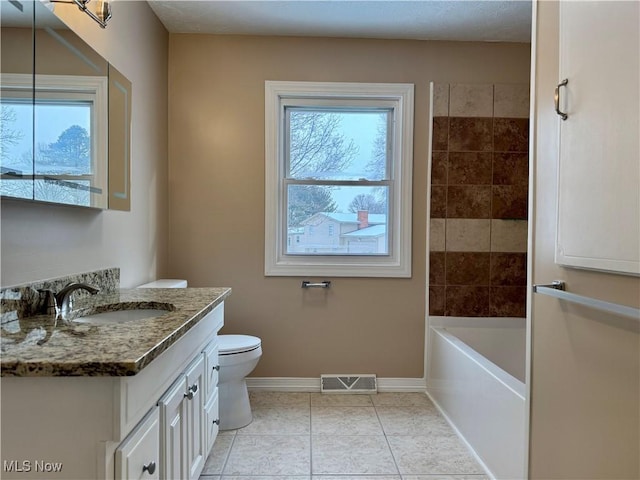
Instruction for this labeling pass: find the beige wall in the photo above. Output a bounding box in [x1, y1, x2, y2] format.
[529, 2, 640, 478]
[0, 2, 169, 288]
[168, 35, 530, 378]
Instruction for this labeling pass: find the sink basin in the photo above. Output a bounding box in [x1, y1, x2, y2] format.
[73, 304, 174, 325]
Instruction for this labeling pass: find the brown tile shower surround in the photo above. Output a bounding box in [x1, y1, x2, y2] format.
[429, 83, 529, 318]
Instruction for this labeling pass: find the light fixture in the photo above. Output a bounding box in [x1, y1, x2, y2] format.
[49, 0, 112, 28]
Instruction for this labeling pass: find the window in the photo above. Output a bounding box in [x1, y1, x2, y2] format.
[0, 73, 107, 207]
[265, 81, 414, 277]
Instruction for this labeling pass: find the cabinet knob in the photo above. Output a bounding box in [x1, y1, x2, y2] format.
[213, 365, 220, 371]
[213, 419, 220, 425]
[142, 461, 156, 475]
[184, 383, 198, 400]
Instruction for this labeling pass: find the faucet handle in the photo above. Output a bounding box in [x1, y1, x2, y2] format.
[37, 289, 59, 316]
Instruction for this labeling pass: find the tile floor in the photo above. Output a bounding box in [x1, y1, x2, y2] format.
[199, 391, 489, 479]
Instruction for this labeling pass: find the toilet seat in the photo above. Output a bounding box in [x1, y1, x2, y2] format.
[219, 335, 261, 355]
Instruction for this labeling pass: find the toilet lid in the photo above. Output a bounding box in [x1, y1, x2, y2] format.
[219, 335, 261, 355]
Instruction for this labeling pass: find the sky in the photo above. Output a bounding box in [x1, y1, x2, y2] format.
[1, 102, 90, 169]
[326, 111, 386, 212]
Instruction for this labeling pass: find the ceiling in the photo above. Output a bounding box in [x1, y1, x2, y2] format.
[146, 1, 532, 43]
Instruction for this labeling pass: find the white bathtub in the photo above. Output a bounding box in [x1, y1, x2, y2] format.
[427, 316, 526, 480]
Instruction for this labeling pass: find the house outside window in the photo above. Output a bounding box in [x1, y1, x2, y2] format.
[265, 81, 414, 277]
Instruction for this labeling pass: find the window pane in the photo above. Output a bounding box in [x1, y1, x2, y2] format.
[1, 101, 33, 185]
[34, 102, 92, 176]
[287, 108, 389, 181]
[286, 184, 389, 255]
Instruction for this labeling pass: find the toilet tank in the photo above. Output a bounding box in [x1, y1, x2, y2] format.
[137, 279, 187, 288]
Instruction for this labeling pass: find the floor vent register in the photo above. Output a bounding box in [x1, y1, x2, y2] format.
[320, 374, 377, 394]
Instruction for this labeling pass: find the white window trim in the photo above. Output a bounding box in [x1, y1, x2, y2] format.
[1, 73, 108, 208]
[265, 81, 414, 278]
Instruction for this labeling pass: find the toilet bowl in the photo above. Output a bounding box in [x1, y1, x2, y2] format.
[218, 334, 262, 430]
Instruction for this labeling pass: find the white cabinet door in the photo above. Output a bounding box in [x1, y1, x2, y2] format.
[159, 377, 187, 480]
[115, 407, 160, 480]
[184, 353, 206, 480]
[203, 339, 219, 405]
[556, 1, 640, 275]
[205, 390, 220, 455]
[158, 351, 211, 480]
[202, 339, 220, 457]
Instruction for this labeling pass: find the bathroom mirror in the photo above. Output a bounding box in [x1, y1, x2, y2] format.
[0, 0, 34, 200]
[0, 0, 131, 210]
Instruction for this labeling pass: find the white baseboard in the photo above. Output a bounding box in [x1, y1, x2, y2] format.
[377, 377, 427, 392]
[246, 377, 426, 392]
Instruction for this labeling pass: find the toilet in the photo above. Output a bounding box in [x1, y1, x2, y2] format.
[137, 279, 262, 431]
[217, 334, 262, 430]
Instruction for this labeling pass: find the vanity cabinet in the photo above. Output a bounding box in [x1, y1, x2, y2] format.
[0, 302, 225, 480]
[555, 1, 639, 275]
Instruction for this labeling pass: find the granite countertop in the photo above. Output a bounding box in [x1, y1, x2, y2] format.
[0, 287, 231, 377]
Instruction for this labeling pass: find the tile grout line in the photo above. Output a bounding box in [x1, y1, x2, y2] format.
[372, 395, 403, 477]
[218, 430, 237, 477]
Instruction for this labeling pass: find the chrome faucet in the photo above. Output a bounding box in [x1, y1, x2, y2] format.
[55, 283, 100, 317]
